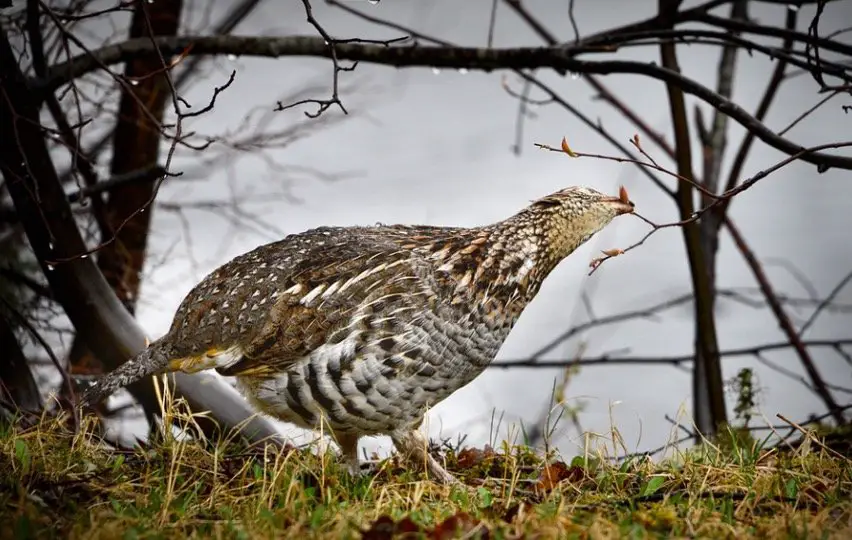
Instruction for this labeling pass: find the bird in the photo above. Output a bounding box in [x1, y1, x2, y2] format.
[81, 185, 635, 484]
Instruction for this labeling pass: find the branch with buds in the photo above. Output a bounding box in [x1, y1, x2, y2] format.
[537, 135, 852, 275]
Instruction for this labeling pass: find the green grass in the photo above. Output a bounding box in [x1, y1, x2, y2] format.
[1, 407, 850, 539]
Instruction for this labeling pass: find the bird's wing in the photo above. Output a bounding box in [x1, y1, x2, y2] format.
[165, 226, 432, 377]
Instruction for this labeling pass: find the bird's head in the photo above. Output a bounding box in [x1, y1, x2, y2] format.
[521, 185, 635, 265]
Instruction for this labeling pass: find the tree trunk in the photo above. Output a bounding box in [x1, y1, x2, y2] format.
[693, 221, 720, 437]
[658, 0, 728, 437]
[693, 0, 746, 437]
[0, 313, 43, 414]
[0, 30, 282, 445]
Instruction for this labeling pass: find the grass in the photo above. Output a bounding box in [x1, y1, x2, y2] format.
[1, 404, 850, 539]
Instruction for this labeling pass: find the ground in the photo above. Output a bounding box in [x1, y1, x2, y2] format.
[1, 408, 850, 539]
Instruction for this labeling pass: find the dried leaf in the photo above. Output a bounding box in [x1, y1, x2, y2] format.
[361, 515, 421, 540]
[560, 137, 578, 157]
[395, 518, 420, 535]
[363, 512, 489, 540]
[361, 515, 398, 540]
[535, 461, 584, 493]
[456, 445, 495, 470]
[619, 185, 630, 204]
[501, 502, 525, 523]
[431, 512, 488, 540]
[601, 248, 624, 258]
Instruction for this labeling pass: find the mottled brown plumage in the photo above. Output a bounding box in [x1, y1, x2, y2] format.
[82, 186, 635, 483]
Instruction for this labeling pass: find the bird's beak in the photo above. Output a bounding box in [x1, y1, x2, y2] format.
[604, 186, 635, 215]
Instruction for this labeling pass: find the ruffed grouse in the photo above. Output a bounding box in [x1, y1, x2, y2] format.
[82, 185, 635, 484]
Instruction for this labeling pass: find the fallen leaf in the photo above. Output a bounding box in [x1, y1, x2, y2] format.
[431, 512, 488, 540]
[456, 445, 495, 470]
[535, 461, 584, 493]
[395, 518, 420, 535]
[361, 515, 421, 540]
[361, 515, 397, 540]
[362, 513, 490, 540]
[501, 502, 525, 523]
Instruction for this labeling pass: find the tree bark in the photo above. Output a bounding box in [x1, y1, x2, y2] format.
[99, 0, 180, 311]
[0, 313, 43, 414]
[692, 0, 748, 438]
[658, 0, 728, 436]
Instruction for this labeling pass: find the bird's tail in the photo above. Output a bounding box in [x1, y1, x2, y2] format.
[80, 338, 172, 407]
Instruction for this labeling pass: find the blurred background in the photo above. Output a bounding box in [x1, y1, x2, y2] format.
[2, 0, 851, 460]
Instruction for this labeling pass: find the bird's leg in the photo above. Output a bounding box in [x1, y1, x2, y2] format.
[335, 433, 363, 477]
[392, 429, 459, 485]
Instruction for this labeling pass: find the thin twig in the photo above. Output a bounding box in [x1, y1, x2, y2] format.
[38, 35, 852, 170]
[487, 0, 499, 48]
[800, 268, 852, 336]
[491, 339, 852, 369]
[725, 218, 845, 424]
[776, 413, 850, 461]
[0, 297, 79, 429]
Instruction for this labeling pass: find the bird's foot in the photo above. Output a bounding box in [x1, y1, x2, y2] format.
[392, 429, 461, 486]
[424, 454, 460, 486]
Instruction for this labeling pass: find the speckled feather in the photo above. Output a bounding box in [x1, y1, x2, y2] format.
[81, 186, 634, 480]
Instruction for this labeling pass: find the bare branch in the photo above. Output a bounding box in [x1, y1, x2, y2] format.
[491, 339, 852, 369]
[502, 0, 676, 160]
[0, 31, 283, 444]
[716, 7, 798, 221]
[777, 89, 844, 137]
[36, 35, 852, 170]
[800, 268, 852, 336]
[725, 218, 845, 423]
[52, 0, 266, 187]
[0, 296, 77, 428]
[535, 139, 852, 272]
[282, 0, 349, 118]
[487, 0, 499, 48]
[755, 352, 852, 397]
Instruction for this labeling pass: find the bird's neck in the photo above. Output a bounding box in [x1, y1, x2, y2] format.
[416, 207, 575, 326]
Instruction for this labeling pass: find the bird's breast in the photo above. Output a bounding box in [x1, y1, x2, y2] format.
[235, 309, 507, 435]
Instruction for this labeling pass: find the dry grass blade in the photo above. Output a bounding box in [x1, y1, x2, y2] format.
[1, 411, 850, 538]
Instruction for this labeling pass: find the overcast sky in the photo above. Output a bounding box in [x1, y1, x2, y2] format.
[70, 0, 852, 457]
